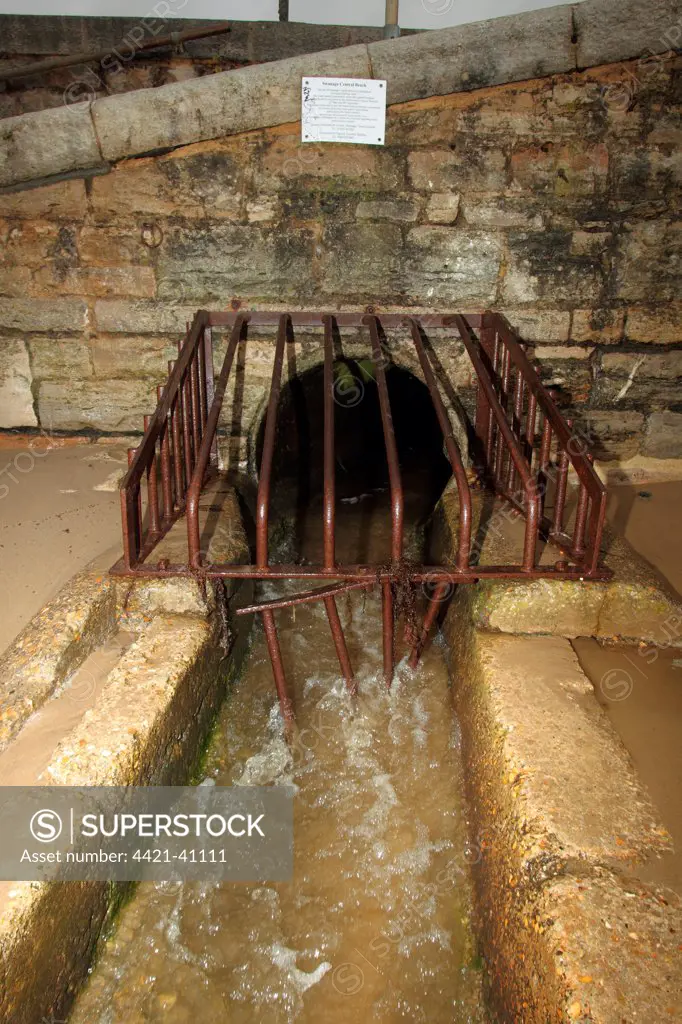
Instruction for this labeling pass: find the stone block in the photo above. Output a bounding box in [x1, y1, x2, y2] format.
[511, 141, 608, 196]
[27, 338, 92, 380]
[575, 0, 682, 68]
[0, 265, 33, 297]
[616, 221, 682, 302]
[461, 196, 543, 229]
[404, 227, 501, 304]
[0, 298, 87, 332]
[503, 231, 604, 306]
[78, 225, 155, 266]
[408, 145, 508, 192]
[90, 336, 178, 379]
[581, 410, 646, 460]
[499, 309, 571, 343]
[0, 337, 37, 428]
[571, 308, 625, 344]
[425, 192, 461, 224]
[626, 304, 682, 343]
[94, 300, 197, 334]
[355, 198, 419, 223]
[368, 4, 575, 104]
[258, 134, 391, 190]
[32, 265, 156, 299]
[594, 352, 682, 408]
[37, 378, 155, 432]
[539, 870, 682, 1024]
[532, 344, 594, 404]
[0, 179, 87, 221]
[643, 411, 682, 459]
[156, 223, 312, 303]
[91, 45, 371, 162]
[0, 102, 102, 187]
[1, 220, 64, 267]
[320, 221, 402, 297]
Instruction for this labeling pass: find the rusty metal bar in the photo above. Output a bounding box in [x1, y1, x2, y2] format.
[157, 385, 174, 520]
[187, 314, 247, 567]
[0, 21, 231, 84]
[143, 415, 161, 536]
[237, 579, 374, 615]
[364, 315, 404, 564]
[322, 314, 336, 570]
[407, 317, 471, 573]
[261, 610, 294, 729]
[203, 326, 219, 467]
[169, 364, 184, 506]
[408, 581, 450, 669]
[111, 560, 613, 583]
[454, 315, 540, 571]
[190, 351, 202, 457]
[208, 311, 485, 329]
[538, 415, 553, 518]
[256, 314, 289, 568]
[364, 314, 404, 687]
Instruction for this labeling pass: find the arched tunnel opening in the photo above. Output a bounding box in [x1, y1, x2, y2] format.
[255, 359, 455, 565]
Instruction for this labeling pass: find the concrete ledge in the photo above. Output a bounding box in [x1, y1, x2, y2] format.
[0, 570, 117, 752]
[0, 101, 102, 188]
[368, 3, 575, 105]
[1, 0, 681, 189]
[444, 604, 677, 1022]
[91, 43, 371, 163]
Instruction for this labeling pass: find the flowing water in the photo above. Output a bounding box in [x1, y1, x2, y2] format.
[70, 475, 484, 1023]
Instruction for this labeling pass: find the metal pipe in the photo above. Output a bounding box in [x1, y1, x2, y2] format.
[169, 361, 185, 505]
[143, 414, 161, 535]
[408, 317, 471, 573]
[237, 579, 373, 616]
[363, 315, 404, 564]
[324, 597, 357, 693]
[256, 314, 289, 569]
[384, 0, 400, 37]
[0, 21, 231, 84]
[322, 314, 336, 570]
[262, 609, 294, 728]
[381, 582, 394, 687]
[408, 581, 450, 669]
[157, 385, 174, 520]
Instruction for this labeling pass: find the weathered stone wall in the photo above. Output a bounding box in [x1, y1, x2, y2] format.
[1, 53, 681, 460]
[0, 16, 395, 120]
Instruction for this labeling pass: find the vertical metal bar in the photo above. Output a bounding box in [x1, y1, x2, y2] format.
[157, 385, 174, 519]
[552, 441, 570, 537]
[143, 414, 161, 535]
[190, 351, 202, 456]
[381, 582, 394, 689]
[475, 320, 496, 471]
[169, 361, 185, 504]
[181, 370, 194, 484]
[322, 314, 336, 570]
[198, 337, 208, 432]
[364, 315, 404, 564]
[203, 326, 219, 467]
[507, 370, 525, 492]
[408, 317, 471, 572]
[127, 447, 142, 538]
[408, 581, 450, 669]
[573, 482, 590, 560]
[538, 415, 553, 518]
[364, 314, 403, 687]
[261, 609, 294, 728]
[256, 314, 289, 568]
[525, 391, 538, 470]
[324, 596, 356, 694]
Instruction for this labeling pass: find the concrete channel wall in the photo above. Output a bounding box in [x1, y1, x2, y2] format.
[0, 495, 253, 1024]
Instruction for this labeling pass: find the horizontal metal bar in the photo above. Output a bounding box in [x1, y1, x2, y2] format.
[236, 580, 374, 615]
[110, 560, 612, 582]
[207, 311, 484, 329]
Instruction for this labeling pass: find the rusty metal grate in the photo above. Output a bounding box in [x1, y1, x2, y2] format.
[111, 310, 610, 727]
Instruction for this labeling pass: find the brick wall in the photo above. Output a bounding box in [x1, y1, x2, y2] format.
[1, 54, 681, 461]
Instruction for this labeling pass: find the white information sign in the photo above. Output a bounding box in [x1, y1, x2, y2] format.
[301, 77, 387, 146]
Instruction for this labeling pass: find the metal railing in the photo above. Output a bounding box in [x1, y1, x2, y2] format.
[114, 309, 610, 727]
